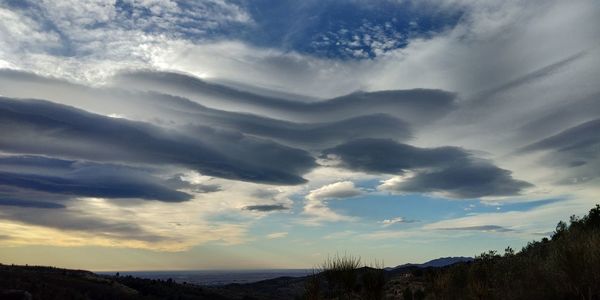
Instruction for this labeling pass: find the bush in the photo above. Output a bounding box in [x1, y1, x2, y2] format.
[305, 254, 388, 299]
[321, 253, 361, 298]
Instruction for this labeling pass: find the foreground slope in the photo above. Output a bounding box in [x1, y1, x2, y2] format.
[0, 265, 229, 300]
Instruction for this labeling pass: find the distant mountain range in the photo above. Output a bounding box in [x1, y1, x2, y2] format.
[386, 256, 474, 271]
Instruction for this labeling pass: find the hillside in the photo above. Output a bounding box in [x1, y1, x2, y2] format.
[0, 262, 430, 300]
[0, 264, 229, 300]
[421, 204, 600, 300]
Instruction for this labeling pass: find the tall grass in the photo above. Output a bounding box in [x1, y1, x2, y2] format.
[321, 253, 361, 298]
[303, 254, 387, 300]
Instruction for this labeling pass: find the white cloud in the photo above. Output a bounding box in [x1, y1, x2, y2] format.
[0, 196, 252, 251]
[359, 230, 420, 241]
[0, 0, 252, 85]
[266, 232, 288, 239]
[422, 196, 596, 238]
[0, 7, 61, 53]
[0, 169, 304, 251]
[378, 217, 415, 227]
[306, 181, 363, 202]
[377, 174, 412, 193]
[301, 181, 363, 226]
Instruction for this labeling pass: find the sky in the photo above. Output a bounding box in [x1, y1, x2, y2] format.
[0, 0, 599, 271]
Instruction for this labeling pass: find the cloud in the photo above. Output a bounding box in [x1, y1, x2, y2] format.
[112, 0, 252, 34]
[0, 155, 191, 202]
[323, 138, 467, 174]
[223, 0, 463, 58]
[0, 198, 65, 209]
[1, 0, 251, 55]
[165, 174, 221, 193]
[359, 230, 420, 240]
[469, 51, 587, 109]
[521, 118, 600, 185]
[0, 70, 412, 149]
[437, 225, 513, 232]
[243, 204, 289, 212]
[0, 204, 167, 244]
[0, 195, 253, 251]
[419, 200, 594, 238]
[301, 181, 362, 225]
[322, 230, 357, 240]
[522, 118, 600, 154]
[216, 113, 412, 149]
[517, 91, 600, 144]
[379, 217, 417, 227]
[0, 97, 316, 185]
[385, 163, 532, 199]
[325, 139, 531, 198]
[266, 232, 288, 239]
[306, 181, 363, 202]
[112, 70, 456, 125]
[0, 0, 599, 256]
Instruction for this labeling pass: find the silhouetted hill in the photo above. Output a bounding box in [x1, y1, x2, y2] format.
[0, 264, 230, 300]
[210, 275, 309, 299]
[388, 256, 473, 270]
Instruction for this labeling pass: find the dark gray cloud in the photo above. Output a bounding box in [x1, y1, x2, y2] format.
[0, 155, 191, 202]
[166, 174, 222, 193]
[0, 184, 70, 205]
[111, 70, 457, 124]
[243, 204, 290, 212]
[521, 118, 600, 184]
[0, 97, 316, 185]
[0, 197, 65, 209]
[250, 189, 281, 200]
[324, 138, 531, 198]
[323, 138, 467, 174]
[398, 163, 532, 198]
[0, 158, 187, 244]
[207, 112, 412, 148]
[0, 69, 412, 148]
[438, 225, 513, 232]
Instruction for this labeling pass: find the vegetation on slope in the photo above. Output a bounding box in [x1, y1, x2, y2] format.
[0, 265, 228, 300]
[423, 204, 600, 300]
[304, 204, 600, 300]
[303, 254, 388, 300]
